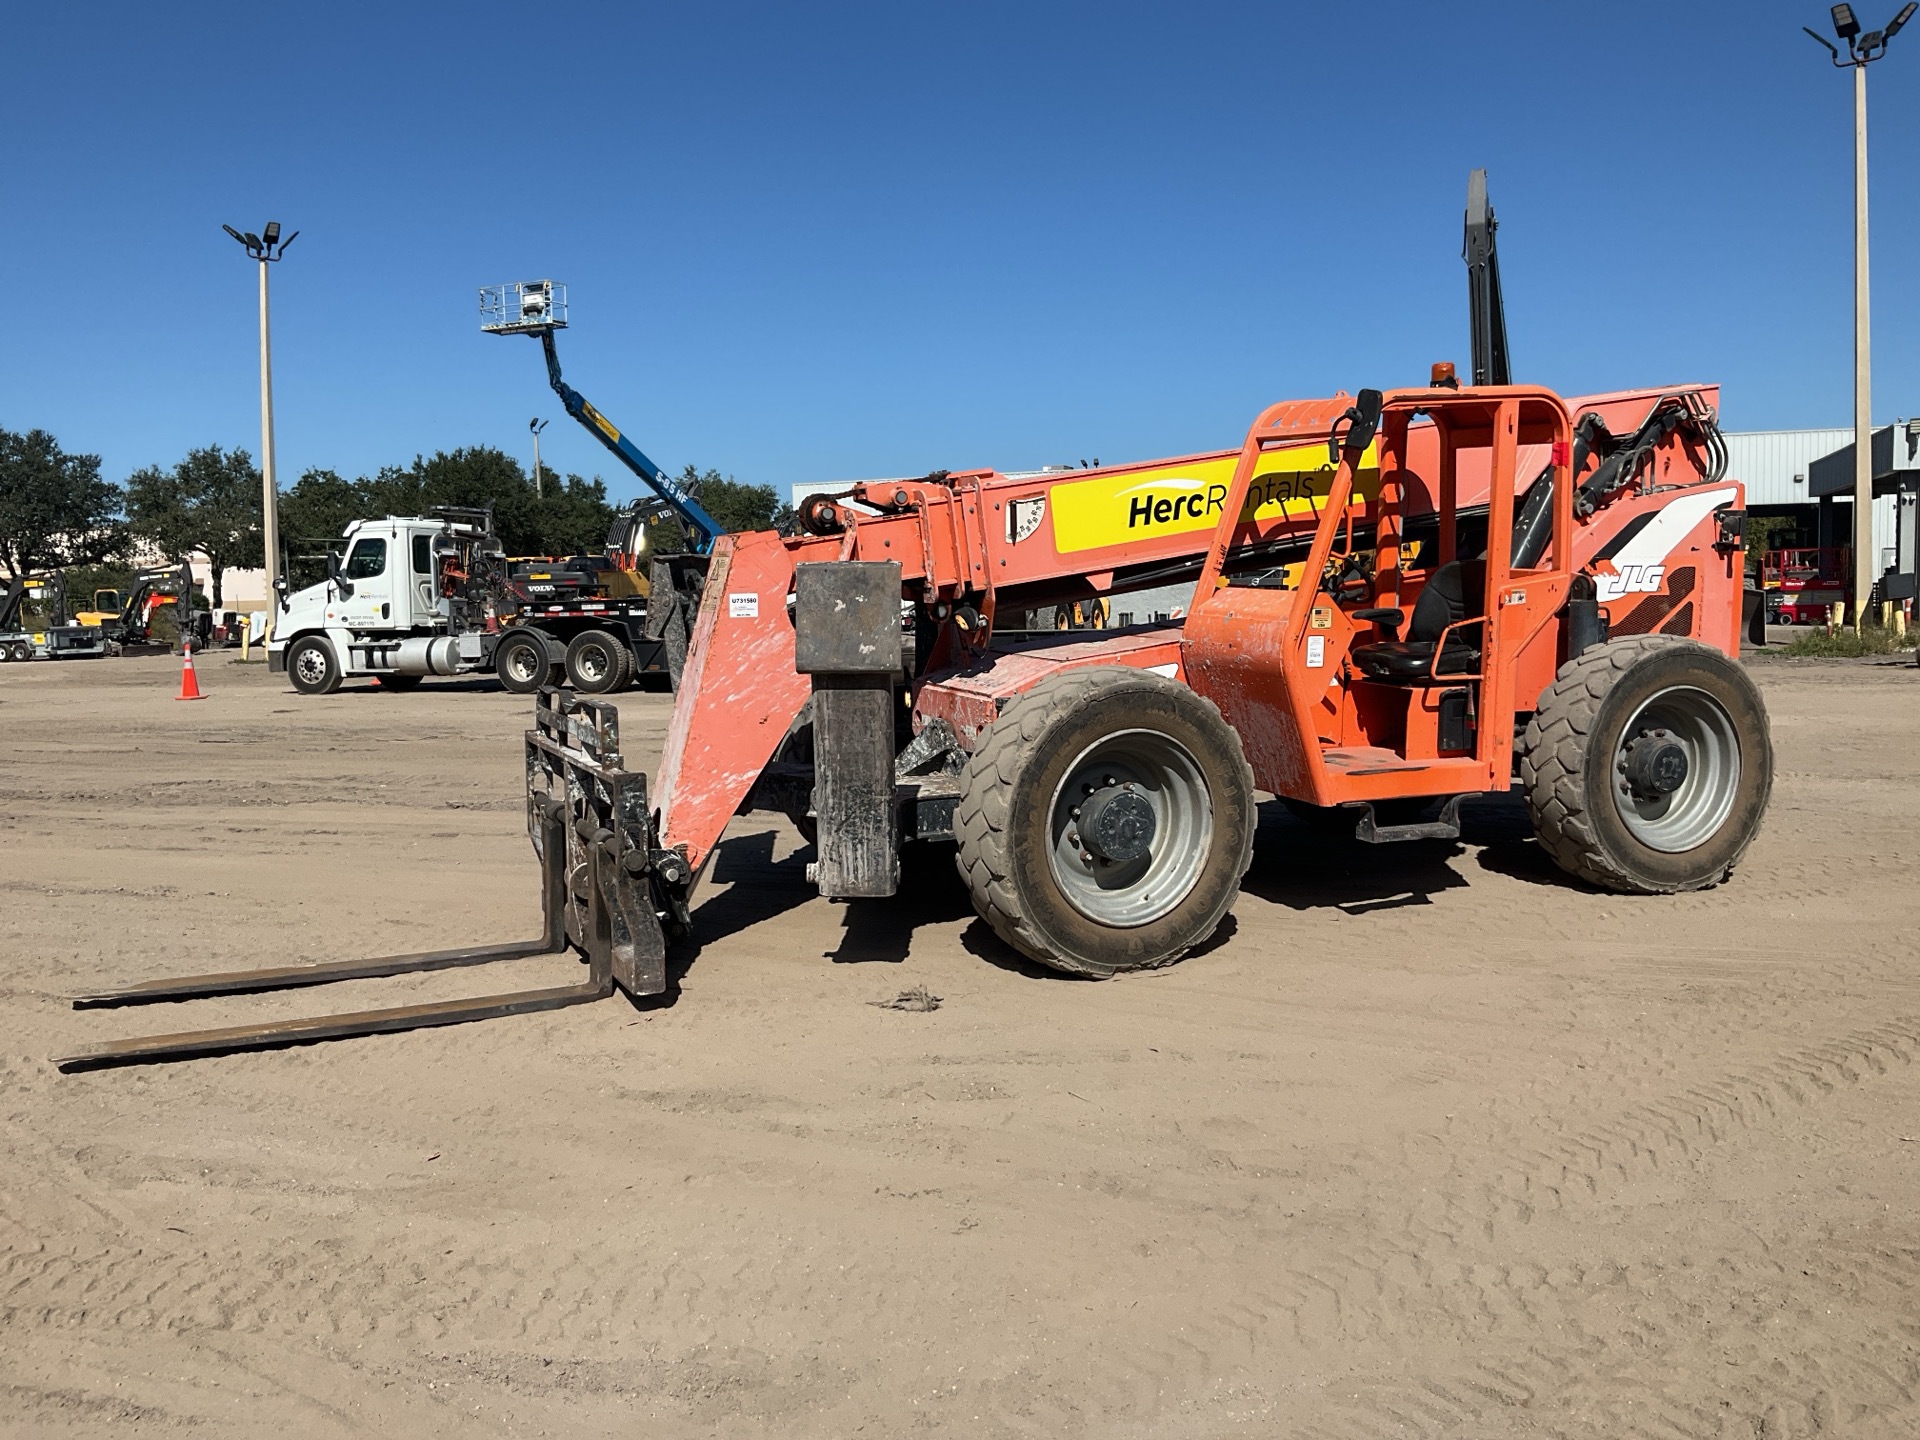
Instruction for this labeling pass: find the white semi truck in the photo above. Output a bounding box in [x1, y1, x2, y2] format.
[267, 511, 674, 696]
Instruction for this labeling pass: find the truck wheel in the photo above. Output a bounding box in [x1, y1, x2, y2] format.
[1522, 636, 1772, 893]
[9, 641, 30, 663]
[286, 636, 342, 696]
[953, 666, 1256, 978]
[495, 633, 549, 694]
[565, 629, 627, 694]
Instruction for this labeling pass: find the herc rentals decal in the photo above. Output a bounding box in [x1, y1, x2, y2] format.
[1047, 439, 1379, 554]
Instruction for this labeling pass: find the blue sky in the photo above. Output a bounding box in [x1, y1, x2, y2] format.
[4, 1, 1918, 505]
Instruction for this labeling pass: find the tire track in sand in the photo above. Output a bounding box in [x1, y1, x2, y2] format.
[1019, 1018, 1920, 1439]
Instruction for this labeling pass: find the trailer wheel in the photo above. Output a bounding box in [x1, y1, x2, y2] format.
[1522, 636, 1772, 894]
[495, 632, 549, 694]
[286, 636, 342, 696]
[564, 630, 627, 694]
[8, 641, 30, 663]
[954, 666, 1255, 978]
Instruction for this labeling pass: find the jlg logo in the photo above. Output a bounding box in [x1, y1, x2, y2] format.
[1595, 564, 1666, 601]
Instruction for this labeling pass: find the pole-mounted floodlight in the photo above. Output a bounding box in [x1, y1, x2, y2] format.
[223, 220, 299, 262]
[1801, 8, 1912, 630]
[225, 219, 299, 641]
[529, 417, 550, 498]
[1808, 1, 1911, 60]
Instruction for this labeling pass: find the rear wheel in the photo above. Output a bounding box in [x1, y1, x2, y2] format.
[9, 641, 30, 663]
[1522, 636, 1772, 893]
[495, 632, 549, 694]
[286, 636, 342, 696]
[954, 666, 1255, 977]
[564, 629, 627, 694]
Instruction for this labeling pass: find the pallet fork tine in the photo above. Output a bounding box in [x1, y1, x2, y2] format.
[59, 690, 676, 1073]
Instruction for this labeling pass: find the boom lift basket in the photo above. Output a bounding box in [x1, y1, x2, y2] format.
[59, 690, 672, 1071]
[479, 280, 568, 334]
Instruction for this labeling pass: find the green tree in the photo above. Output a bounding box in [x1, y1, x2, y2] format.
[536, 472, 619, 555]
[125, 446, 265, 607]
[0, 428, 128, 578]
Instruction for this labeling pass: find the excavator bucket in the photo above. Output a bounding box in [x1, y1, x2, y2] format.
[58, 690, 672, 1071]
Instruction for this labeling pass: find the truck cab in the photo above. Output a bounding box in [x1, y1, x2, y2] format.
[269, 516, 480, 694]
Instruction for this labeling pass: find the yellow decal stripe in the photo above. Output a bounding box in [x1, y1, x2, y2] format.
[1048, 441, 1379, 555]
[582, 401, 622, 444]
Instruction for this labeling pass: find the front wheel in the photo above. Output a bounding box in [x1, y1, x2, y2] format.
[286, 636, 342, 696]
[1521, 636, 1772, 893]
[954, 666, 1255, 977]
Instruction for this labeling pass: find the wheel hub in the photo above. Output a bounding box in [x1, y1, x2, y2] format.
[1621, 729, 1688, 801]
[1077, 783, 1156, 863]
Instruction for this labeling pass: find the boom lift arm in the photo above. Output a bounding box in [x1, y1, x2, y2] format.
[480, 282, 725, 554]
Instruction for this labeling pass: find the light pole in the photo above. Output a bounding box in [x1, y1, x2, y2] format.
[530, 417, 549, 498]
[1805, 3, 1915, 628]
[222, 220, 298, 640]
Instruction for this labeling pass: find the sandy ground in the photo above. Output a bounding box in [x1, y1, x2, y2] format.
[4, 649, 1920, 1439]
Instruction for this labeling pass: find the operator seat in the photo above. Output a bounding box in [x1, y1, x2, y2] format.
[1350, 560, 1485, 682]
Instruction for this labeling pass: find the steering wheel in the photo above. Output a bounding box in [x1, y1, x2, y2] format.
[1322, 551, 1374, 606]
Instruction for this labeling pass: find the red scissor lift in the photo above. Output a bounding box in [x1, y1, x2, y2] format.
[1761, 547, 1849, 626]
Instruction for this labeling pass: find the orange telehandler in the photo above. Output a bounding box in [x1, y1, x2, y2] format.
[63, 179, 1770, 1068]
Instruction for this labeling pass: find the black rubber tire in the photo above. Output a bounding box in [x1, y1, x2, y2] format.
[286, 636, 342, 696]
[9, 641, 30, 663]
[1521, 636, 1772, 894]
[564, 629, 627, 694]
[495, 632, 549, 694]
[774, 701, 819, 847]
[953, 666, 1256, 977]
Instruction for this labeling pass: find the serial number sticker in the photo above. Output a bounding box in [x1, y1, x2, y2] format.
[727, 592, 759, 619]
[1306, 635, 1327, 668]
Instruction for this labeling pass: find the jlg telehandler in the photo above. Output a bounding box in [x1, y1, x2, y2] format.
[62, 172, 1769, 1068]
[63, 370, 1768, 1067]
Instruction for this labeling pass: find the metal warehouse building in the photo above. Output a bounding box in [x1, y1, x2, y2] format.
[1728, 422, 1919, 580]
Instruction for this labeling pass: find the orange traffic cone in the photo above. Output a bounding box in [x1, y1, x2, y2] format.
[176, 641, 205, 701]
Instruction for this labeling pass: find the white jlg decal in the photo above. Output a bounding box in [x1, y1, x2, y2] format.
[1594, 564, 1666, 602]
[1591, 486, 1738, 604]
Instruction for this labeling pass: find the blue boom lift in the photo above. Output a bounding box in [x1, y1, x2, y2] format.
[480, 281, 725, 553]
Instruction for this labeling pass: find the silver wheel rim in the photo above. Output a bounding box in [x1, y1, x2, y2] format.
[293, 647, 328, 686]
[505, 644, 540, 683]
[576, 644, 611, 683]
[1046, 728, 1211, 926]
[1611, 684, 1741, 853]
